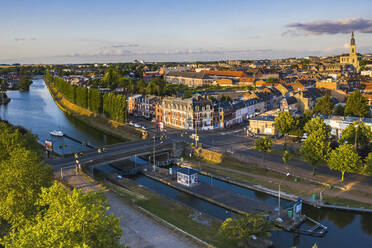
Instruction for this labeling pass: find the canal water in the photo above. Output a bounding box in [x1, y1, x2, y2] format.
[0, 79, 121, 154]
[1, 78, 372, 247]
[133, 173, 372, 248]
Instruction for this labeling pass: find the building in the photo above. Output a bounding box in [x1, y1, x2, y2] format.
[177, 167, 199, 187]
[323, 116, 372, 138]
[127, 94, 142, 114]
[248, 116, 277, 135]
[316, 81, 338, 90]
[159, 95, 214, 130]
[340, 32, 360, 70]
[165, 71, 213, 87]
[291, 88, 322, 112]
[143, 71, 162, 82]
[214, 101, 234, 128]
[280, 96, 297, 112]
[137, 95, 159, 119]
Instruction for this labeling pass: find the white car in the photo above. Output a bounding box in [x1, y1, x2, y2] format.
[134, 123, 141, 128]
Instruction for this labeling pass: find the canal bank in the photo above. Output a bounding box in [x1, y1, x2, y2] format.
[44, 79, 141, 142]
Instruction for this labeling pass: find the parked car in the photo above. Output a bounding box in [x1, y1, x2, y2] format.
[134, 123, 141, 128]
[141, 125, 147, 130]
[129, 121, 134, 126]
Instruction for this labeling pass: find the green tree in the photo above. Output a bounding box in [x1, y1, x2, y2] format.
[275, 111, 297, 148]
[300, 129, 330, 175]
[327, 144, 361, 181]
[16, 76, 33, 91]
[339, 121, 372, 149]
[266, 77, 277, 85]
[304, 116, 331, 137]
[88, 88, 102, 114]
[344, 91, 369, 117]
[0, 123, 52, 228]
[363, 152, 372, 176]
[313, 95, 334, 116]
[282, 150, 292, 169]
[255, 137, 272, 167]
[219, 214, 272, 244]
[1, 182, 122, 248]
[183, 89, 193, 98]
[333, 104, 345, 116]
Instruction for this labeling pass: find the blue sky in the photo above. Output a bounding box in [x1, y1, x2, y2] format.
[1, 0, 372, 64]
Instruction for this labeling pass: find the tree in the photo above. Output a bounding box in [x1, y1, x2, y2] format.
[1, 182, 122, 248]
[313, 95, 334, 116]
[282, 150, 292, 169]
[300, 129, 330, 175]
[327, 144, 361, 181]
[333, 104, 345, 116]
[304, 116, 331, 137]
[339, 121, 372, 150]
[266, 77, 277, 85]
[275, 111, 297, 148]
[16, 76, 33, 91]
[0, 123, 52, 228]
[183, 89, 193, 98]
[363, 152, 372, 176]
[255, 137, 272, 167]
[219, 214, 272, 244]
[344, 91, 369, 117]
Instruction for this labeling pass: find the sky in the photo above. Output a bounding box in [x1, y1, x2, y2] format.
[1, 0, 372, 64]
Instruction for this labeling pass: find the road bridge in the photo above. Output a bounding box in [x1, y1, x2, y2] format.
[46, 139, 185, 171]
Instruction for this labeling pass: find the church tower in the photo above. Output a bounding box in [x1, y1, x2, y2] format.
[349, 32, 359, 70]
[340, 32, 359, 70]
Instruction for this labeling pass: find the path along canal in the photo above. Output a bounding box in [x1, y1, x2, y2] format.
[1, 79, 372, 247]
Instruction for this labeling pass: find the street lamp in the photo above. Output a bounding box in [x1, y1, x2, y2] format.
[277, 172, 290, 218]
[153, 134, 156, 171]
[354, 124, 359, 150]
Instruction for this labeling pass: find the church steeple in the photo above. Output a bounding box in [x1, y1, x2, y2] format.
[350, 32, 355, 45]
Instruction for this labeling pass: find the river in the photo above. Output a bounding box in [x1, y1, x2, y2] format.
[1, 79, 372, 247]
[0, 79, 121, 154]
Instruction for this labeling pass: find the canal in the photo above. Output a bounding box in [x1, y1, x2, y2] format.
[1, 79, 372, 247]
[0, 79, 121, 154]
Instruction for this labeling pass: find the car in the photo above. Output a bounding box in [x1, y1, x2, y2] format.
[129, 121, 134, 126]
[141, 125, 147, 130]
[134, 123, 141, 128]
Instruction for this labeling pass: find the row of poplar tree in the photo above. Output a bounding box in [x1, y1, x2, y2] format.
[46, 72, 127, 123]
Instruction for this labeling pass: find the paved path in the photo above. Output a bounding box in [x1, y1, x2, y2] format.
[56, 169, 200, 248]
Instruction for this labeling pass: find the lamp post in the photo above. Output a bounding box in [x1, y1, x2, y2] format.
[277, 172, 290, 218]
[153, 134, 156, 171]
[354, 124, 359, 150]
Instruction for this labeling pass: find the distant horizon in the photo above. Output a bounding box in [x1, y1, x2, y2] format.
[1, 0, 372, 64]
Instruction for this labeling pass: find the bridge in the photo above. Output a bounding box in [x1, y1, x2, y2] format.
[46, 139, 186, 171]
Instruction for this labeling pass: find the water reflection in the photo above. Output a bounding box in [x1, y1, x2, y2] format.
[0, 79, 121, 154]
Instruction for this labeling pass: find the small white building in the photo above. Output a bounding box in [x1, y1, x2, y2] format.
[177, 167, 199, 187]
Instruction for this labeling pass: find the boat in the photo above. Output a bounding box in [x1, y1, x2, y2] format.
[50, 130, 64, 137]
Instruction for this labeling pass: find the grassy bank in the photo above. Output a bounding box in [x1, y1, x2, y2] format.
[45, 80, 140, 142]
[98, 175, 233, 248]
[190, 156, 372, 210]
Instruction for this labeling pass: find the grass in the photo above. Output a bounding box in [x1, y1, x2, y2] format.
[323, 195, 372, 209]
[193, 162, 315, 197]
[208, 154, 317, 186]
[192, 156, 372, 210]
[99, 176, 232, 248]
